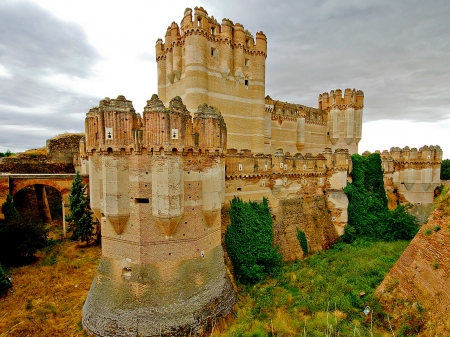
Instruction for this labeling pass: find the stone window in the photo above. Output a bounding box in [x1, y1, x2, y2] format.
[210, 27, 215, 35]
[244, 79, 249, 88]
[238, 163, 243, 171]
[211, 48, 217, 57]
[279, 163, 284, 168]
[245, 59, 249, 67]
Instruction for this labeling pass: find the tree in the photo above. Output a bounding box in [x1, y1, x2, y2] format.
[65, 172, 94, 245]
[1, 194, 19, 221]
[441, 159, 450, 180]
[225, 197, 282, 284]
[0, 196, 48, 265]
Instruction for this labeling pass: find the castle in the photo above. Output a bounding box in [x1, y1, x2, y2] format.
[79, 7, 441, 336]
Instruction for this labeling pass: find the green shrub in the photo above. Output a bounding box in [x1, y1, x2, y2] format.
[225, 197, 282, 284]
[0, 265, 11, 296]
[296, 228, 308, 256]
[0, 195, 49, 265]
[441, 159, 450, 180]
[343, 153, 419, 242]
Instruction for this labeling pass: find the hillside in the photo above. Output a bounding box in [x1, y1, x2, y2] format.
[0, 240, 100, 336]
[376, 190, 450, 336]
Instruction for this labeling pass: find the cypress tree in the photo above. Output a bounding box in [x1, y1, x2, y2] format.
[66, 172, 94, 245]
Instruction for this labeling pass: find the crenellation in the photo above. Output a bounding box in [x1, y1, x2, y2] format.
[372, 145, 443, 205]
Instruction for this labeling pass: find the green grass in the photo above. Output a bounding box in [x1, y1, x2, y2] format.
[216, 239, 410, 337]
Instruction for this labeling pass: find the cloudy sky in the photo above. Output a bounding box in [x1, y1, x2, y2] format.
[0, 0, 449, 156]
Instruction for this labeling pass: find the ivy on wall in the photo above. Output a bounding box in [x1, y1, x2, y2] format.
[343, 153, 419, 242]
[225, 197, 282, 284]
[296, 228, 309, 256]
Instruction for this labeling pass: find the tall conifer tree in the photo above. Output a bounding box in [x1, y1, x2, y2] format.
[66, 172, 94, 245]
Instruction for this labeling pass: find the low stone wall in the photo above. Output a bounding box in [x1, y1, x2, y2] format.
[46, 134, 84, 163]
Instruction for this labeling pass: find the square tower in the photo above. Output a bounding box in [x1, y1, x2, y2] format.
[156, 7, 268, 154]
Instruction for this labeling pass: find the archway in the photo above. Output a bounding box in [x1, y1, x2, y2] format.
[13, 185, 62, 225]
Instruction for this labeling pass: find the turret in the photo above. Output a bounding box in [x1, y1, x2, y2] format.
[319, 89, 364, 154]
[83, 95, 235, 336]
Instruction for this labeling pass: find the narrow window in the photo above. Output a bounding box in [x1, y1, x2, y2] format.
[135, 198, 149, 204]
[197, 18, 201, 27]
[238, 163, 243, 171]
[211, 48, 216, 57]
[244, 79, 249, 86]
[245, 59, 249, 67]
[210, 27, 215, 35]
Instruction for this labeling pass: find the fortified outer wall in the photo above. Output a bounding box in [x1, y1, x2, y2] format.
[222, 147, 350, 261]
[81, 95, 235, 337]
[380, 145, 442, 205]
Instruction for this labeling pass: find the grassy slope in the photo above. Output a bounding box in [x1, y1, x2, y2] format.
[0, 240, 100, 337]
[214, 240, 409, 337]
[0, 238, 408, 337]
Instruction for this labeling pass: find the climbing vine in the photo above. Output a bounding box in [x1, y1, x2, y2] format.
[225, 197, 282, 284]
[343, 153, 419, 242]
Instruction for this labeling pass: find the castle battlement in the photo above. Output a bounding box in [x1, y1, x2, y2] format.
[224, 148, 350, 178]
[370, 145, 443, 206]
[318, 88, 364, 110]
[85, 95, 227, 155]
[379, 145, 443, 163]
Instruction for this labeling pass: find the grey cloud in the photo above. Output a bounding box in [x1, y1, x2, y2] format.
[200, 0, 450, 123]
[0, 0, 100, 78]
[0, 0, 102, 152]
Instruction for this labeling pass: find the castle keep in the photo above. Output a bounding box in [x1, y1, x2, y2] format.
[155, 7, 364, 155]
[78, 6, 443, 337]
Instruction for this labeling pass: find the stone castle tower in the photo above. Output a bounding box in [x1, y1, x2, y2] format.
[82, 95, 235, 336]
[156, 7, 364, 155]
[156, 7, 267, 154]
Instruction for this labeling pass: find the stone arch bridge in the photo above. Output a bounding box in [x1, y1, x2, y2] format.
[0, 174, 89, 234]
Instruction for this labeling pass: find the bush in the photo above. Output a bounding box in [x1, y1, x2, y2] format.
[0, 266, 11, 296]
[225, 197, 282, 284]
[441, 159, 450, 180]
[296, 228, 308, 256]
[0, 195, 49, 265]
[343, 153, 419, 242]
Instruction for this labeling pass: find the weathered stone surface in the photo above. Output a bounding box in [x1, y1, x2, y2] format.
[274, 195, 339, 261]
[376, 197, 450, 335]
[83, 246, 235, 337]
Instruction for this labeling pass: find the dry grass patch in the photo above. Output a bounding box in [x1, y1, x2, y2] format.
[0, 240, 100, 337]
